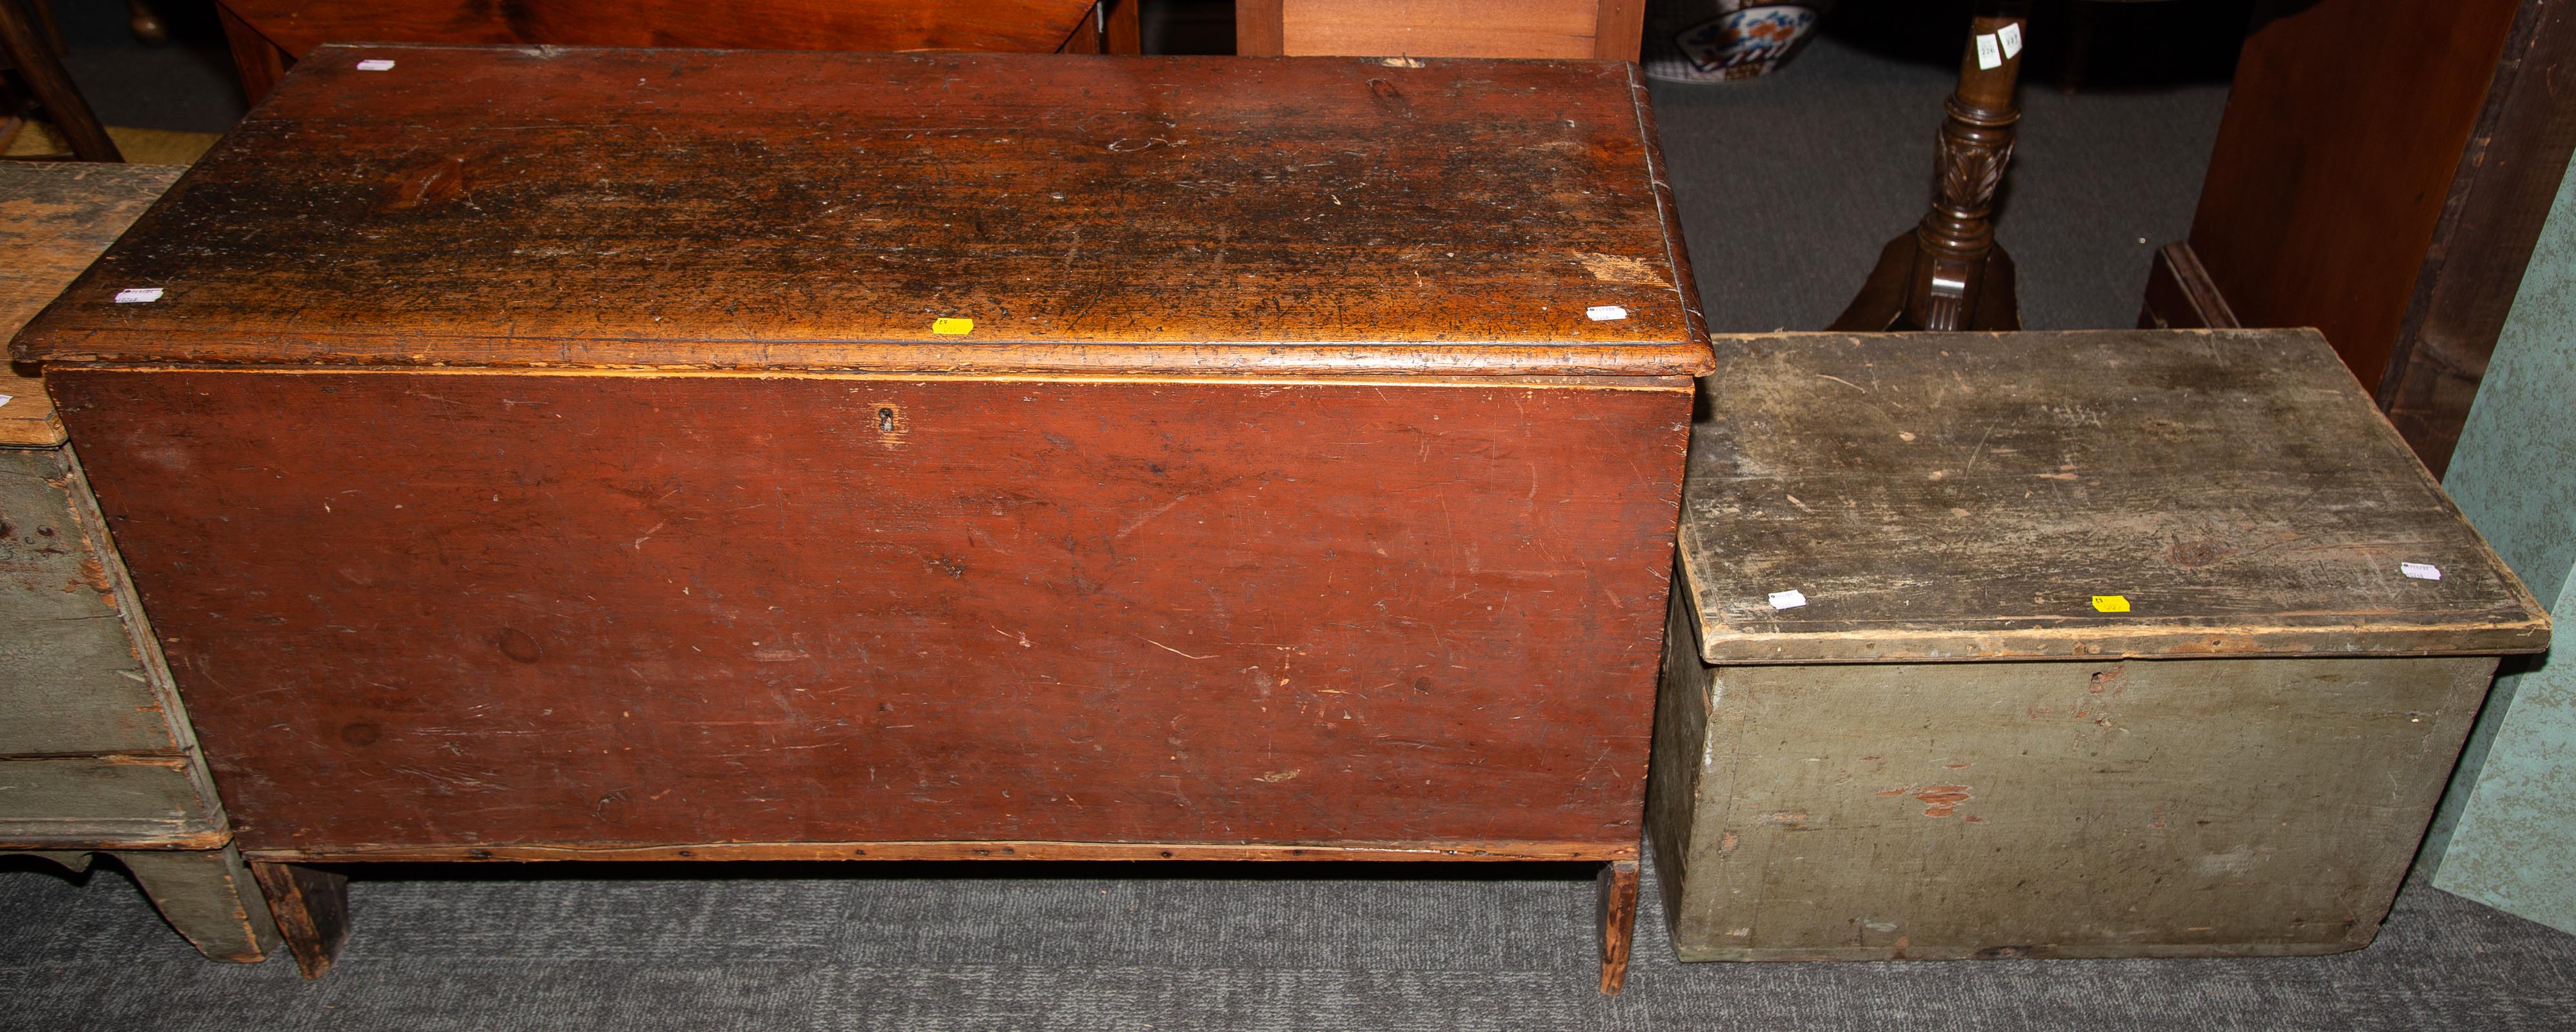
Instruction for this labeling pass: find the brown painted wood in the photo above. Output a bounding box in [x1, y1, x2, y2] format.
[2182, 0, 2522, 401]
[2378, 0, 2576, 476]
[2137, 242, 2238, 330]
[1681, 330, 2550, 664]
[12, 48, 1710, 377]
[0, 0, 121, 162]
[250, 862, 347, 980]
[218, 0, 1102, 59]
[214, 3, 289, 106]
[1, 163, 183, 448]
[1830, 7, 2027, 333]
[1592, 0, 1645, 62]
[245, 838, 1633, 864]
[1596, 858, 1639, 993]
[1235, 0, 1285, 55]
[51, 368, 1691, 855]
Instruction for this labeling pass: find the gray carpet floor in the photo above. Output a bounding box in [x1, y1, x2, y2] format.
[11, 12, 2576, 1031]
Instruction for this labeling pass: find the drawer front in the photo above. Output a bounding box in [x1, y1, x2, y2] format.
[0, 755, 223, 846]
[0, 448, 181, 755]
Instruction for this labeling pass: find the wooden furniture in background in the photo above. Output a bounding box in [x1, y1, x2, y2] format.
[13, 45, 1711, 993]
[1831, 1, 2032, 332]
[1, 161, 275, 965]
[1236, 0, 1646, 61]
[2142, 0, 2576, 476]
[1651, 328, 2548, 960]
[1, 0, 121, 161]
[214, 0, 1139, 103]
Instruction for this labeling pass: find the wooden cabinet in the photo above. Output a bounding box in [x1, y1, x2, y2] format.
[1650, 328, 2548, 960]
[10, 46, 1710, 991]
[1, 163, 277, 965]
[1236, 0, 1646, 60]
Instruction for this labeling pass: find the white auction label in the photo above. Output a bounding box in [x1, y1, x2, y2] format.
[113, 287, 163, 303]
[2401, 562, 2443, 581]
[1768, 590, 1808, 610]
[1975, 34, 2002, 70]
[1997, 23, 2023, 59]
[1585, 305, 1628, 321]
[355, 59, 397, 71]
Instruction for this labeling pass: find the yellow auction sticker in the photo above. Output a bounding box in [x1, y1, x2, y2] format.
[932, 317, 974, 335]
[2091, 595, 2131, 613]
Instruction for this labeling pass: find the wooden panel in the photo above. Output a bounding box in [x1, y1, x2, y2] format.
[115, 848, 281, 963]
[1657, 653, 2499, 960]
[2379, 0, 2576, 475]
[219, 0, 1102, 58]
[215, 2, 290, 105]
[51, 369, 1692, 855]
[1592, 0, 1644, 63]
[244, 838, 1632, 863]
[2184, 0, 2522, 396]
[1277, 0, 1601, 59]
[1681, 330, 2549, 663]
[0, 448, 182, 755]
[12, 47, 1710, 377]
[0, 755, 226, 845]
[0, 163, 185, 448]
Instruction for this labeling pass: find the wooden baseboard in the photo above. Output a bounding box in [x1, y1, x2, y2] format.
[2139, 242, 2240, 330]
[243, 838, 1635, 864]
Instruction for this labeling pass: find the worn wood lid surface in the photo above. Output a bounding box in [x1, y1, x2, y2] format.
[2, 163, 186, 448]
[1680, 330, 2550, 663]
[12, 45, 1709, 376]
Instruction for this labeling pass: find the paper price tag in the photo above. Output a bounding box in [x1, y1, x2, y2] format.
[0, 395, 13, 408]
[932, 317, 974, 335]
[2090, 595, 2130, 613]
[1768, 590, 1808, 610]
[114, 287, 163, 304]
[1585, 305, 1628, 321]
[2401, 562, 2443, 581]
[1997, 23, 2023, 59]
[355, 59, 397, 71]
[1975, 34, 2002, 70]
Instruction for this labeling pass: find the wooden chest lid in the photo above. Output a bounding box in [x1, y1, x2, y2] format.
[3, 163, 186, 448]
[10, 45, 1710, 377]
[1679, 330, 2550, 664]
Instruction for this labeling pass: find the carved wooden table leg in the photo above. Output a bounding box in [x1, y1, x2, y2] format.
[250, 862, 349, 979]
[1597, 858, 1641, 994]
[1830, 1, 2028, 332]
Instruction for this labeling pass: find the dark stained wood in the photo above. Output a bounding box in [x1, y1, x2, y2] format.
[250, 862, 347, 980]
[0, 0, 122, 161]
[2181, 0, 2522, 401]
[1596, 858, 1639, 993]
[52, 369, 1692, 855]
[1681, 330, 2550, 664]
[1592, 0, 1645, 62]
[13, 47, 1710, 377]
[214, 3, 290, 106]
[245, 838, 1635, 863]
[1235, 0, 1286, 55]
[2137, 241, 2238, 330]
[1830, 6, 2027, 333]
[219, 0, 1103, 60]
[1, 163, 185, 448]
[2377, 0, 2576, 476]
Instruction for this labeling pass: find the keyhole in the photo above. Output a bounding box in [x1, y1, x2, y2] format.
[878, 407, 895, 432]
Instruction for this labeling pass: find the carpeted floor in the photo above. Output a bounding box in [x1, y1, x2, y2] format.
[10, 9, 2576, 1031]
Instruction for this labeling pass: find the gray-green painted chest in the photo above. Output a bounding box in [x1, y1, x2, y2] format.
[1652, 329, 2550, 961]
[1, 162, 275, 964]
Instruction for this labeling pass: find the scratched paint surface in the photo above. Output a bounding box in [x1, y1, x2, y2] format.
[1652, 640, 2500, 960]
[51, 370, 1690, 852]
[13, 46, 1708, 375]
[1679, 329, 2547, 663]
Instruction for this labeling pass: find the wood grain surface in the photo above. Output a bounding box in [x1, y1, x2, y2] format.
[1679, 330, 2549, 663]
[12, 46, 1710, 377]
[1656, 648, 2502, 960]
[1, 163, 185, 448]
[242, 838, 1633, 864]
[52, 369, 1691, 855]
[217, 0, 1105, 59]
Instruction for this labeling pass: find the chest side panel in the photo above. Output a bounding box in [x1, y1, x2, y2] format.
[0, 448, 179, 755]
[55, 370, 1689, 852]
